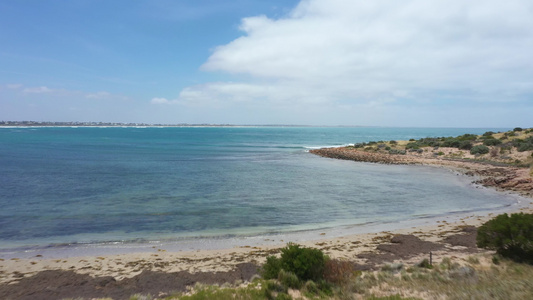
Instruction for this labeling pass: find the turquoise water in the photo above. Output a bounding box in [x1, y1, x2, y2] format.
[0, 126, 515, 250]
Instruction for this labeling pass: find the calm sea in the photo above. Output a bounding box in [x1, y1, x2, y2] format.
[0, 126, 517, 251]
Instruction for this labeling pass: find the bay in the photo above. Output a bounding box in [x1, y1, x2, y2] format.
[0, 126, 516, 250]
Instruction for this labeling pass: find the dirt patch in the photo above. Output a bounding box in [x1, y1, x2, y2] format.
[357, 235, 444, 267]
[442, 226, 478, 251]
[0, 263, 258, 300]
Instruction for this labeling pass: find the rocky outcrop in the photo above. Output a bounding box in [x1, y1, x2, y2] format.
[310, 147, 533, 197]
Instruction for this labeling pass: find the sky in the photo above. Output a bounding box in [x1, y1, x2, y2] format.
[1, 0, 532, 127]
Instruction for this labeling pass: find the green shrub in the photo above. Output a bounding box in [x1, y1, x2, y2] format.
[263, 279, 287, 299]
[262, 255, 282, 279]
[518, 143, 533, 152]
[262, 244, 327, 282]
[513, 127, 523, 132]
[511, 138, 524, 147]
[477, 213, 533, 264]
[279, 243, 326, 282]
[303, 280, 319, 294]
[458, 140, 473, 150]
[511, 136, 533, 152]
[457, 133, 478, 141]
[278, 270, 300, 289]
[442, 138, 461, 148]
[275, 293, 292, 300]
[405, 142, 420, 150]
[483, 138, 502, 146]
[483, 131, 495, 136]
[389, 149, 406, 155]
[470, 145, 489, 155]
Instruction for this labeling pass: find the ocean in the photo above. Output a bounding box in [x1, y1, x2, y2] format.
[0, 126, 520, 253]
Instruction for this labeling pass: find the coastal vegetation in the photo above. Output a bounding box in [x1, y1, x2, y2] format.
[123, 216, 533, 299]
[98, 248, 533, 300]
[348, 127, 533, 168]
[477, 213, 533, 264]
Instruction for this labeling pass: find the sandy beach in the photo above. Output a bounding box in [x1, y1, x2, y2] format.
[1, 142, 532, 299]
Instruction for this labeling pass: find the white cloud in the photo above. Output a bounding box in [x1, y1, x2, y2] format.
[190, 0, 533, 109]
[85, 91, 111, 99]
[151, 97, 174, 104]
[23, 86, 56, 94]
[10, 84, 128, 102]
[6, 83, 23, 89]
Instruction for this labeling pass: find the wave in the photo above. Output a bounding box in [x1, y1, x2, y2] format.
[304, 144, 351, 150]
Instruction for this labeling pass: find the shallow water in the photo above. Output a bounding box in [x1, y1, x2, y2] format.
[0, 126, 516, 252]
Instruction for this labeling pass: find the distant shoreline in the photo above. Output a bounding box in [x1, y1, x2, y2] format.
[0, 121, 358, 128]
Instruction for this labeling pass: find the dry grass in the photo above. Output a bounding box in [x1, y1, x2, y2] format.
[338, 255, 533, 300]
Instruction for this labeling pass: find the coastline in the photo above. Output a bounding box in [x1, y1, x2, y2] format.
[1, 142, 532, 299]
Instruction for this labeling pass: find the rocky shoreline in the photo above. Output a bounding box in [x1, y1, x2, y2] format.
[310, 147, 533, 198]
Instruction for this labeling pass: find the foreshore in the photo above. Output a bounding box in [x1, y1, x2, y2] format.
[1, 145, 532, 299]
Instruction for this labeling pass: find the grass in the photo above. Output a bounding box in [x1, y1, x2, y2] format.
[340, 256, 533, 300]
[176, 282, 265, 300]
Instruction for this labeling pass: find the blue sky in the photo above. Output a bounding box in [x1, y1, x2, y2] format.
[1, 0, 532, 127]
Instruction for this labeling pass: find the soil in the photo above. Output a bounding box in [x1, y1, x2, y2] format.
[0, 263, 258, 300]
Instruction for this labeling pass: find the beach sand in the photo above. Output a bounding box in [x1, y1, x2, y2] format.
[1, 145, 532, 299]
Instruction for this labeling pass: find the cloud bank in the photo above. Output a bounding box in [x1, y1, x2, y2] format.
[155, 0, 533, 126]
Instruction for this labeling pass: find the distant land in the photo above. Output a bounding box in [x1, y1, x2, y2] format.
[0, 121, 319, 127]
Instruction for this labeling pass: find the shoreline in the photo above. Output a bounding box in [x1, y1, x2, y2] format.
[1, 144, 532, 298]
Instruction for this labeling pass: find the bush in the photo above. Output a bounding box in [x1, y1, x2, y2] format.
[513, 127, 523, 132]
[483, 131, 495, 136]
[323, 259, 353, 284]
[477, 213, 533, 264]
[442, 138, 461, 148]
[275, 293, 292, 300]
[278, 270, 300, 289]
[517, 143, 533, 152]
[279, 243, 326, 282]
[470, 145, 489, 155]
[483, 138, 502, 146]
[262, 244, 327, 282]
[389, 149, 406, 155]
[457, 133, 478, 141]
[458, 141, 473, 150]
[405, 142, 420, 150]
[262, 255, 282, 279]
[303, 280, 319, 294]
